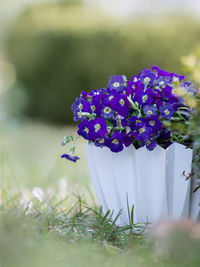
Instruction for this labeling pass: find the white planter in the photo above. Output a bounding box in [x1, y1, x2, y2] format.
[85, 143, 199, 226]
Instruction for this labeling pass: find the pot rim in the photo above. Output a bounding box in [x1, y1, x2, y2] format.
[85, 142, 193, 153]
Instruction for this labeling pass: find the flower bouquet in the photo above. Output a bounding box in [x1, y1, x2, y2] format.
[62, 66, 199, 225]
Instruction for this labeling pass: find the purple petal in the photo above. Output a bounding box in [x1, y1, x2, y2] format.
[61, 154, 80, 162]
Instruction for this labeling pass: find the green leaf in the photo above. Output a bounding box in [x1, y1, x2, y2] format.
[64, 135, 73, 144]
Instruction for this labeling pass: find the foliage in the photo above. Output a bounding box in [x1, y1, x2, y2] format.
[181, 47, 200, 188]
[5, 2, 200, 124]
[1, 192, 200, 267]
[0, 192, 146, 246]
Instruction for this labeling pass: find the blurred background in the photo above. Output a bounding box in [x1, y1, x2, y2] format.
[1, 1, 200, 267]
[1, 0, 200, 203]
[1, 0, 200, 124]
[1, 0, 200, 208]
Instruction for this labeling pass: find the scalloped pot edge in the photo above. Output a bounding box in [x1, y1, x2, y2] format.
[85, 142, 193, 154]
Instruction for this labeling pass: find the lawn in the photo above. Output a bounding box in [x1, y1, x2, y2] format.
[1, 121, 200, 267]
[1, 121, 90, 194]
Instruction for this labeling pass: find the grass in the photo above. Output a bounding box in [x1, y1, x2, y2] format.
[1, 120, 200, 267]
[1, 120, 91, 198]
[1, 192, 200, 267]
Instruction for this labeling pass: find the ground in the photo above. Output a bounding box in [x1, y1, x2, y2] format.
[1, 120, 200, 267]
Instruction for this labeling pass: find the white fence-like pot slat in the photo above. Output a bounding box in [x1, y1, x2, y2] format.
[85, 143, 200, 226]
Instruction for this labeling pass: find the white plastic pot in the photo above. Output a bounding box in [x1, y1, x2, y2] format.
[85, 143, 199, 226]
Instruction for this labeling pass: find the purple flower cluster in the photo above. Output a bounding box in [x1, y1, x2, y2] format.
[72, 66, 195, 152]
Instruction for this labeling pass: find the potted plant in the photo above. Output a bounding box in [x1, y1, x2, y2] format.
[62, 66, 199, 225]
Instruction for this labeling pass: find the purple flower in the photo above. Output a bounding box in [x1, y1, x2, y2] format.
[99, 88, 107, 94]
[109, 94, 130, 117]
[152, 65, 173, 78]
[88, 89, 100, 97]
[183, 82, 198, 96]
[95, 137, 107, 148]
[163, 86, 182, 107]
[106, 132, 124, 152]
[159, 103, 175, 120]
[152, 66, 185, 81]
[113, 114, 127, 128]
[77, 121, 91, 140]
[168, 99, 179, 111]
[89, 118, 108, 140]
[135, 124, 152, 142]
[80, 90, 88, 99]
[75, 98, 90, 112]
[128, 116, 143, 131]
[138, 69, 156, 87]
[130, 80, 144, 91]
[71, 97, 91, 122]
[122, 85, 134, 96]
[101, 106, 115, 119]
[107, 138, 123, 152]
[135, 89, 154, 107]
[158, 130, 173, 149]
[107, 75, 126, 93]
[61, 141, 66, 146]
[132, 87, 142, 102]
[73, 110, 86, 122]
[160, 130, 172, 140]
[121, 132, 134, 147]
[143, 105, 157, 117]
[89, 99, 102, 116]
[154, 76, 171, 87]
[149, 89, 163, 107]
[177, 96, 185, 105]
[145, 140, 157, 151]
[163, 85, 174, 99]
[130, 75, 139, 83]
[103, 94, 115, 106]
[150, 89, 162, 99]
[61, 154, 80, 162]
[144, 116, 163, 133]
